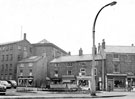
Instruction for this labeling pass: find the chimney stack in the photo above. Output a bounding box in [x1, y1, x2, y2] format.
[68, 51, 71, 55]
[79, 48, 83, 56]
[102, 39, 105, 49]
[24, 33, 26, 40]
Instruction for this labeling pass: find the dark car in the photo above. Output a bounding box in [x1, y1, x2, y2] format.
[7, 80, 17, 89]
[0, 83, 6, 95]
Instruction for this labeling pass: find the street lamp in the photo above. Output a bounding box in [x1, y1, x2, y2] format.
[91, 1, 117, 96]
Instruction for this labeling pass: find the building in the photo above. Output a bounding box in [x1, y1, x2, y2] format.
[16, 39, 67, 87]
[0, 33, 32, 81]
[32, 39, 68, 78]
[17, 55, 47, 87]
[50, 48, 103, 90]
[99, 39, 135, 91]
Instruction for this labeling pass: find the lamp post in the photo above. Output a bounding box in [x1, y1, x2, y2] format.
[91, 1, 117, 96]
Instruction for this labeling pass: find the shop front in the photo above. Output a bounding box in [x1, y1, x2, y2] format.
[106, 73, 127, 91]
[76, 76, 91, 90]
[18, 76, 34, 87]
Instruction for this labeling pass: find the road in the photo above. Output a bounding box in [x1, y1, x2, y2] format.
[0, 88, 135, 99]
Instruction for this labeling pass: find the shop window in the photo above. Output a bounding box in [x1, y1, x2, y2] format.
[114, 79, 125, 88]
[79, 80, 89, 87]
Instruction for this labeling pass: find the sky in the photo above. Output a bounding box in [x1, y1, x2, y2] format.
[0, 0, 135, 55]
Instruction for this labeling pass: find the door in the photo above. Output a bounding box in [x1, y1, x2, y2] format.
[108, 79, 113, 91]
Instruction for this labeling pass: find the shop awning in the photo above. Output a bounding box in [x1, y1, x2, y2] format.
[62, 75, 75, 80]
[76, 76, 91, 80]
[107, 73, 127, 77]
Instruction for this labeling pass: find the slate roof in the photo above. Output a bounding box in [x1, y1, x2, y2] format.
[50, 54, 104, 63]
[104, 45, 135, 53]
[18, 56, 42, 63]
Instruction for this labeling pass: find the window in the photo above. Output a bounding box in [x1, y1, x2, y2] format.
[24, 47, 27, 51]
[80, 68, 86, 76]
[10, 54, 13, 61]
[94, 68, 97, 76]
[28, 63, 33, 67]
[67, 70, 72, 75]
[80, 62, 86, 66]
[29, 69, 32, 76]
[80, 68, 86, 72]
[10, 45, 13, 50]
[18, 55, 22, 61]
[54, 70, 58, 74]
[1, 64, 4, 71]
[54, 70, 58, 77]
[20, 69, 23, 73]
[6, 64, 8, 70]
[67, 62, 72, 67]
[55, 63, 59, 67]
[29, 69, 32, 72]
[2, 55, 4, 61]
[18, 46, 21, 50]
[6, 55, 8, 61]
[20, 64, 24, 67]
[114, 64, 120, 73]
[113, 54, 119, 58]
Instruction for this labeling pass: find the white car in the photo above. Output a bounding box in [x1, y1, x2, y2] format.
[0, 81, 11, 89]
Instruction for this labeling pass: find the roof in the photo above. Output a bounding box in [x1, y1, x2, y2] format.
[104, 45, 135, 54]
[50, 54, 104, 63]
[0, 39, 31, 46]
[32, 39, 67, 54]
[18, 56, 42, 63]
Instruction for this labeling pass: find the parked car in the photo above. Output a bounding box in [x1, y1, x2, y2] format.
[7, 80, 17, 88]
[0, 83, 6, 95]
[0, 81, 11, 89]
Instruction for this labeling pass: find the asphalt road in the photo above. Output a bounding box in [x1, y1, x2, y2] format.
[0, 88, 135, 99]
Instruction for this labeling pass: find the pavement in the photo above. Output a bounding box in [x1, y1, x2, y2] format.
[0, 89, 128, 99]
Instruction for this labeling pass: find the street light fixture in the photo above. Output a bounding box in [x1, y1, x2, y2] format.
[91, 1, 117, 96]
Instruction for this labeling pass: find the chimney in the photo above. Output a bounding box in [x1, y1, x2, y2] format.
[98, 43, 100, 53]
[68, 51, 71, 55]
[24, 33, 26, 40]
[79, 48, 83, 56]
[102, 39, 105, 49]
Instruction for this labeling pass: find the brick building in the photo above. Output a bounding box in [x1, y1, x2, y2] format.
[17, 55, 47, 87]
[50, 48, 103, 90]
[0, 33, 32, 81]
[99, 39, 135, 91]
[32, 39, 68, 78]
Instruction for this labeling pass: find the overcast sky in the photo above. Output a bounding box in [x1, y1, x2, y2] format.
[0, 0, 135, 55]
